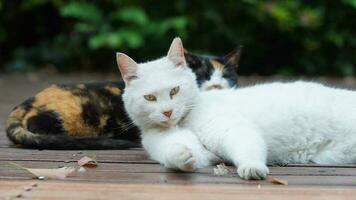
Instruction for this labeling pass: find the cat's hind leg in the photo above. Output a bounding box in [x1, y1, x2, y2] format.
[312, 138, 356, 164]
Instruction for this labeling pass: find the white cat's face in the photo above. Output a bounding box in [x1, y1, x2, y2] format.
[118, 38, 199, 128]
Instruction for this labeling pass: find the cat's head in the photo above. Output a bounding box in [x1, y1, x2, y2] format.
[184, 46, 242, 91]
[117, 38, 199, 128]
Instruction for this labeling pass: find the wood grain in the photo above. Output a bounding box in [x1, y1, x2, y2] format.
[1, 180, 356, 200]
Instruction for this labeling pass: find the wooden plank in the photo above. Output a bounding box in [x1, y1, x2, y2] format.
[1, 164, 356, 186]
[1, 172, 356, 186]
[1, 161, 356, 177]
[0, 148, 154, 163]
[1, 146, 356, 167]
[0, 131, 12, 147]
[1, 180, 356, 200]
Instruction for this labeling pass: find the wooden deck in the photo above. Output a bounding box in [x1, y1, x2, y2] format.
[1, 74, 356, 199]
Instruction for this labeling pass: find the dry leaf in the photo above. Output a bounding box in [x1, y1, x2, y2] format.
[213, 163, 234, 176]
[9, 162, 75, 179]
[77, 156, 98, 168]
[269, 177, 288, 185]
[26, 167, 76, 179]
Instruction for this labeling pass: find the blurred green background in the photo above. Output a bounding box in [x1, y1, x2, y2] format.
[0, 0, 355, 76]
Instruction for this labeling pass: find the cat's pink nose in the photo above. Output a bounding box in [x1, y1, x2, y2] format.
[162, 110, 173, 118]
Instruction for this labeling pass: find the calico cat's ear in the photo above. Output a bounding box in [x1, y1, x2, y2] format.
[184, 49, 202, 69]
[116, 53, 138, 84]
[224, 45, 243, 69]
[167, 37, 186, 67]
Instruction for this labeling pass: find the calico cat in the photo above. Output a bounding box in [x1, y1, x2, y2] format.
[119, 37, 356, 180]
[6, 47, 242, 150]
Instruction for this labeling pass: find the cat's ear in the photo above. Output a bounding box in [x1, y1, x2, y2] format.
[167, 37, 186, 67]
[116, 53, 138, 84]
[184, 49, 202, 69]
[224, 45, 243, 69]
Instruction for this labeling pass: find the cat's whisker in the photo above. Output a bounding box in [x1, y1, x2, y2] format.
[111, 119, 138, 132]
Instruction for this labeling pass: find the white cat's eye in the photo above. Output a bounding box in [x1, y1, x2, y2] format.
[170, 86, 180, 99]
[144, 95, 157, 101]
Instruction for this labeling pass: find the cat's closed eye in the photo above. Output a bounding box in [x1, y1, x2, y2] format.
[170, 86, 180, 99]
[144, 95, 157, 101]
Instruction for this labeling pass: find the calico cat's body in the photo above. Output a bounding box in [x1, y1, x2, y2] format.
[119, 37, 356, 180]
[6, 48, 242, 149]
[7, 81, 141, 149]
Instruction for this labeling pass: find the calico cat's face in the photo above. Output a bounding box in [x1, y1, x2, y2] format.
[184, 47, 242, 91]
[118, 38, 199, 128]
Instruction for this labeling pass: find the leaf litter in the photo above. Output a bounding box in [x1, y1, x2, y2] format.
[77, 156, 98, 168]
[268, 176, 289, 185]
[212, 163, 288, 185]
[213, 163, 234, 176]
[8, 155, 98, 180]
[9, 162, 76, 180]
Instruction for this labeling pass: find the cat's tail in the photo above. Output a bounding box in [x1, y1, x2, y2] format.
[6, 106, 140, 150]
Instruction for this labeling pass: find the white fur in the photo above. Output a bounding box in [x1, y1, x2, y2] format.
[141, 127, 221, 171]
[183, 81, 356, 178]
[119, 39, 356, 180]
[122, 57, 199, 129]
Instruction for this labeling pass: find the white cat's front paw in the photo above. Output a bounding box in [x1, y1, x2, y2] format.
[237, 163, 269, 180]
[166, 144, 196, 172]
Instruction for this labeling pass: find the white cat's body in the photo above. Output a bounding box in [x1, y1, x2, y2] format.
[117, 38, 356, 180]
[183, 81, 356, 166]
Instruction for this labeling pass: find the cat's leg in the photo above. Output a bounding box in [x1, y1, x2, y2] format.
[164, 129, 220, 170]
[164, 142, 197, 171]
[183, 131, 222, 168]
[142, 129, 216, 171]
[222, 124, 269, 180]
[312, 138, 356, 164]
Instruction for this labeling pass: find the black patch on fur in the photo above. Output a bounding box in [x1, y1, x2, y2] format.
[222, 66, 238, 87]
[185, 52, 210, 86]
[12, 97, 35, 112]
[81, 103, 100, 127]
[27, 110, 65, 135]
[103, 115, 140, 142]
[22, 97, 35, 110]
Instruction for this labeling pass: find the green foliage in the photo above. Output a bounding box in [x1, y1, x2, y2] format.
[0, 0, 355, 76]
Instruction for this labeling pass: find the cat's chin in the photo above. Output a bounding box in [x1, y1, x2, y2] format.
[160, 119, 179, 127]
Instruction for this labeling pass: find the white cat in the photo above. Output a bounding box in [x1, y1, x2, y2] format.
[117, 37, 356, 180]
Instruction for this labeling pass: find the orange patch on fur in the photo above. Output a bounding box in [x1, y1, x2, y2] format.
[6, 107, 27, 127]
[32, 85, 97, 137]
[210, 60, 224, 71]
[104, 86, 121, 96]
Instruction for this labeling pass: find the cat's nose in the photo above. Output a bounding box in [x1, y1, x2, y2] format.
[162, 110, 173, 118]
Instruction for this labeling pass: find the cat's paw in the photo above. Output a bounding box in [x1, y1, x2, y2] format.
[167, 144, 196, 172]
[237, 163, 269, 180]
